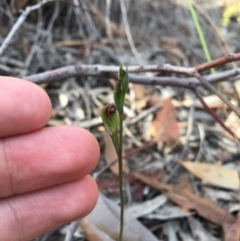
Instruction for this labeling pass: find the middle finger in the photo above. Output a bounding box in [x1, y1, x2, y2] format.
[0, 126, 99, 198]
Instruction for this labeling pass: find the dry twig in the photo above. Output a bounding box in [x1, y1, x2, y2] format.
[193, 88, 236, 139]
[195, 53, 240, 72]
[193, 73, 240, 118]
[25, 63, 240, 86]
[0, 0, 56, 56]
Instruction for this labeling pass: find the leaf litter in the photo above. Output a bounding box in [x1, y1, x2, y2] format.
[1, 0, 240, 240]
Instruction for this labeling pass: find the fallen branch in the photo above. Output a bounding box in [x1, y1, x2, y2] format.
[23, 55, 240, 136]
[24, 63, 240, 86]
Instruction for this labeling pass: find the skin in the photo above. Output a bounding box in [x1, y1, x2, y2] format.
[0, 77, 100, 241]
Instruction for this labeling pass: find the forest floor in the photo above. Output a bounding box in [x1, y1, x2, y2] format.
[1, 0, 240, 241]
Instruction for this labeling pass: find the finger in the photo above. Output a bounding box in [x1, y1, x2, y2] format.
[0, 77, 52, 137]
[0, 175, 98, 241]
[0, 126, 99, 198]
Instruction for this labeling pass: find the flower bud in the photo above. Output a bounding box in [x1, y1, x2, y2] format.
[101, 104, 119, 135]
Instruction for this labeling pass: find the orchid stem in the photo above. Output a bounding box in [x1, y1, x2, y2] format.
[118, 111, 124, 241]
[101, 65, 128, 241]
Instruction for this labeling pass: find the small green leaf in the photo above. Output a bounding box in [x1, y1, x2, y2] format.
[114, 88, 123, 112]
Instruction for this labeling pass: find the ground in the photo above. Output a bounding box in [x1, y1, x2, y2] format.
[1, 0, 240, 240]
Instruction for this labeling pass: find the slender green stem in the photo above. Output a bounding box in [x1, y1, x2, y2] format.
[186, 0, 215, 74]
[101, 65, 128, 240]
[118, 111, 124, 241]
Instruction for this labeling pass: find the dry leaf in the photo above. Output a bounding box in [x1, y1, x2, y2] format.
[204, 187, 236, 202]
[103, 131, 128, 175]
[149, 98, 179, 144]
[167, 188, 235, 226]
[226, 111, 240, 138]
[188, 217, 218, 241]
[132, 84, 149, 110]
[55, 40, 88, 47]
[234, 79, 240, 98]
[108, 78, 116, 88]
[132, 171, 235, 227]
[146, 205, 191, 220]
[131, 171, 172, 192]
[132, 84, 149, 100]
[164, 46, 187, 61]
[180, 161, 239, 190]
[81, 193, 159, 241]
[177, 173, 195, 193]
[20, 40, 30, 56]
[126, 194, 167, 218]
[172, 95, 226, 109]
[159, 36, 179, 47]
[223, 211, 240, 241]
[103, 131, 118, 175]
[148, 96, 163, 106]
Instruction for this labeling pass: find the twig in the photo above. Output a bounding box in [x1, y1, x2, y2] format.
[195, 53, 240, 72]
[193, 72, 240, 118]
[46, 1, 60, 44]
[20, 2, 44, 76]
[192, 88, 237, 139]
[0, 0, 56, 56]
[179, 105, 195, 160]
[195, 123, 205, 162]
[64, 220, 81, 241]
[105, 0, 113, 39]
[88, 1, 125, 36]
[72, 0, 85, 37]
[24, 63, 240, 86]
[119, 0, 143, 65]
[25, 63, 196, 80]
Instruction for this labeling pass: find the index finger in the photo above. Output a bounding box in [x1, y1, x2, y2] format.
[0, 77, 52, 137]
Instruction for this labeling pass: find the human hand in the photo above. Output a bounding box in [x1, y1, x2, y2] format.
[0, 77, 99, 240]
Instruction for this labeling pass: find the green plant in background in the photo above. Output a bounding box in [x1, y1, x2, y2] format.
[186, 0, 215, 74]
[101, 65, 129, 241]
[222, 2, 240, 27]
